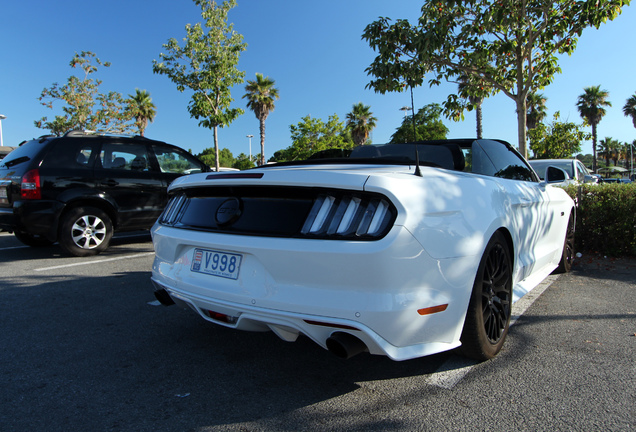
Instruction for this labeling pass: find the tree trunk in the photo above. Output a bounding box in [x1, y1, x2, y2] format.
[591, 123, 598, 173]
[476, 103, 483, 139]
[214, 126, 220, 172]
[259, 118, 266, 166]
[516, 97, 528, 159]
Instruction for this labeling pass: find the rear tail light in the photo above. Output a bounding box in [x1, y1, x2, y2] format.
[159, 193, 187, 225]
[301, 193, 395, 239]
[158, 189, 396, 241]
[21, 169, 41, 200]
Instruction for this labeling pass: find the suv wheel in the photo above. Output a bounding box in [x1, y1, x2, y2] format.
[13, 230, 54, 247]
[58, 206, 113, 257]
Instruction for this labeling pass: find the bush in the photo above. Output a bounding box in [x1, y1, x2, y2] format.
[563, 183, 636, 256]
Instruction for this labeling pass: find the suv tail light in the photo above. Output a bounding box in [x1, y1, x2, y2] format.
[21, 169, 42, 200]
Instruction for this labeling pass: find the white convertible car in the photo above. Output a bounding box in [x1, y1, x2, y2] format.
[151, 139, 575, 361]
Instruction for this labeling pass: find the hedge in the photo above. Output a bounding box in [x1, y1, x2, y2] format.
[563, 183, 636, 257]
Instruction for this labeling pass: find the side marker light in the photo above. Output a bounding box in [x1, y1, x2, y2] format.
[417, 304, 448, 316]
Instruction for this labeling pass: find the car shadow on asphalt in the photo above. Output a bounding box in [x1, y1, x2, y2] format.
[1, 264, 460, 431]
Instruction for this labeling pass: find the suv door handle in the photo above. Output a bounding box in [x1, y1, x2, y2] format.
[102, 179, 119, 187]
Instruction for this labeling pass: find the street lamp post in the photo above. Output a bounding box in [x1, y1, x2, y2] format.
[0, 115, 6, 147]
[399, 106, 409, 121]
[246, 134, 253, 162]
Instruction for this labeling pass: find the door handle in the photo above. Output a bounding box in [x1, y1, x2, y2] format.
[102, 179, 119, 187]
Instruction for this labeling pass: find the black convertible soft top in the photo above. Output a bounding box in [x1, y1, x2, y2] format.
[265, 140, 478, 172]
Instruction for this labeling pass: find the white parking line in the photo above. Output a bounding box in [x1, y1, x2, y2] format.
[426, 274, 559, 390]
[0, 245, 30, 251]
[34, 252, 155, 272]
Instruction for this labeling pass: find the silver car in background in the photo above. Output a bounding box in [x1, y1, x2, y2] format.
[528, 159, 599, 186]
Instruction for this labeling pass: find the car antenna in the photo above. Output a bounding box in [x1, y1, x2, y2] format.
[414, 144, 422, 177]
[408, 86, 422, 177]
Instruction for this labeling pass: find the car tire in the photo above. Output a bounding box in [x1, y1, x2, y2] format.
[554, 213, 575, 274]
[13, 230, 54, 247]
[58, 206, 113, 257]
[459, 231, 513, 361]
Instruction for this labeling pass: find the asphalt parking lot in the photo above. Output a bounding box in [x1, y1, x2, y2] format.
[0, 231, 634, 431]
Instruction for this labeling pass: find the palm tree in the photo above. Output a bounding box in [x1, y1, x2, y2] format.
[598, 137, 620, 167]
[346, 103, 377, 146]
[243, 73, 279, 166]
[126, 89, 156, 136]
[526, 92, 548, 131]
[577, 85, 611, 172]
[457, 76, 487, 139]
[623, 94, 636, 128]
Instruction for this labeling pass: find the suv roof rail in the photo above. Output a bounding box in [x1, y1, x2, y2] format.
[63, 130, 97, 137]
[62, 130, 149, 139]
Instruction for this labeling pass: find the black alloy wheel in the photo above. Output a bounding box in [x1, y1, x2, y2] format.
[555, 213, 575, 274]
[459, 231, 513, 361]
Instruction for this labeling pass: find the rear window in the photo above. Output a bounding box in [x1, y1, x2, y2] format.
[0, 139, 50, 169]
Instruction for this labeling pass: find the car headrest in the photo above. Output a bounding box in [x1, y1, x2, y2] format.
[111, 157, 126, 169]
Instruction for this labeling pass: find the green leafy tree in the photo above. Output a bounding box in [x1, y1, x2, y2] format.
[346, 103, 378, 146]
[526, 92, 548, 132]
[390, 103, 448, 143]
[577, 85, 612, 172]
[272, 114, 353, 162]
[528, 112, 588, 159]
[232, 153, 256, 170]
[153, 0, 246, 172]
[243, 73, 280, 166]
[126, 89, 156, 136]
[623, 93, 636, 128]
[35, 51, 134, 135]
[362, 0, 629, 159]
[198, 147, 235, 168]
[576, 153, 594, 168]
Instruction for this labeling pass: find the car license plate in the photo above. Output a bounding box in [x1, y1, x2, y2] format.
[191, 248, 242, 280]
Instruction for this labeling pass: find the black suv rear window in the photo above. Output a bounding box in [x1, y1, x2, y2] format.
[0, 139, 49, 168]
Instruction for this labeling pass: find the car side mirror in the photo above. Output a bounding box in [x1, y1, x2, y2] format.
[545, 166, 569, 183]
[583, 174, 598, 184]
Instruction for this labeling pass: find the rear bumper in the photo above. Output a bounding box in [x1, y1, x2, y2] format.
[0, 201, 64, 240]
[151, 224, 481, 361]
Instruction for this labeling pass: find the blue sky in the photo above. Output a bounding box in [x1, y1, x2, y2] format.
[1, 1, 634, 160]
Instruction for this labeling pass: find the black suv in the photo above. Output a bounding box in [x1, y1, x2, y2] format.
[0, 131, 208, 256]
